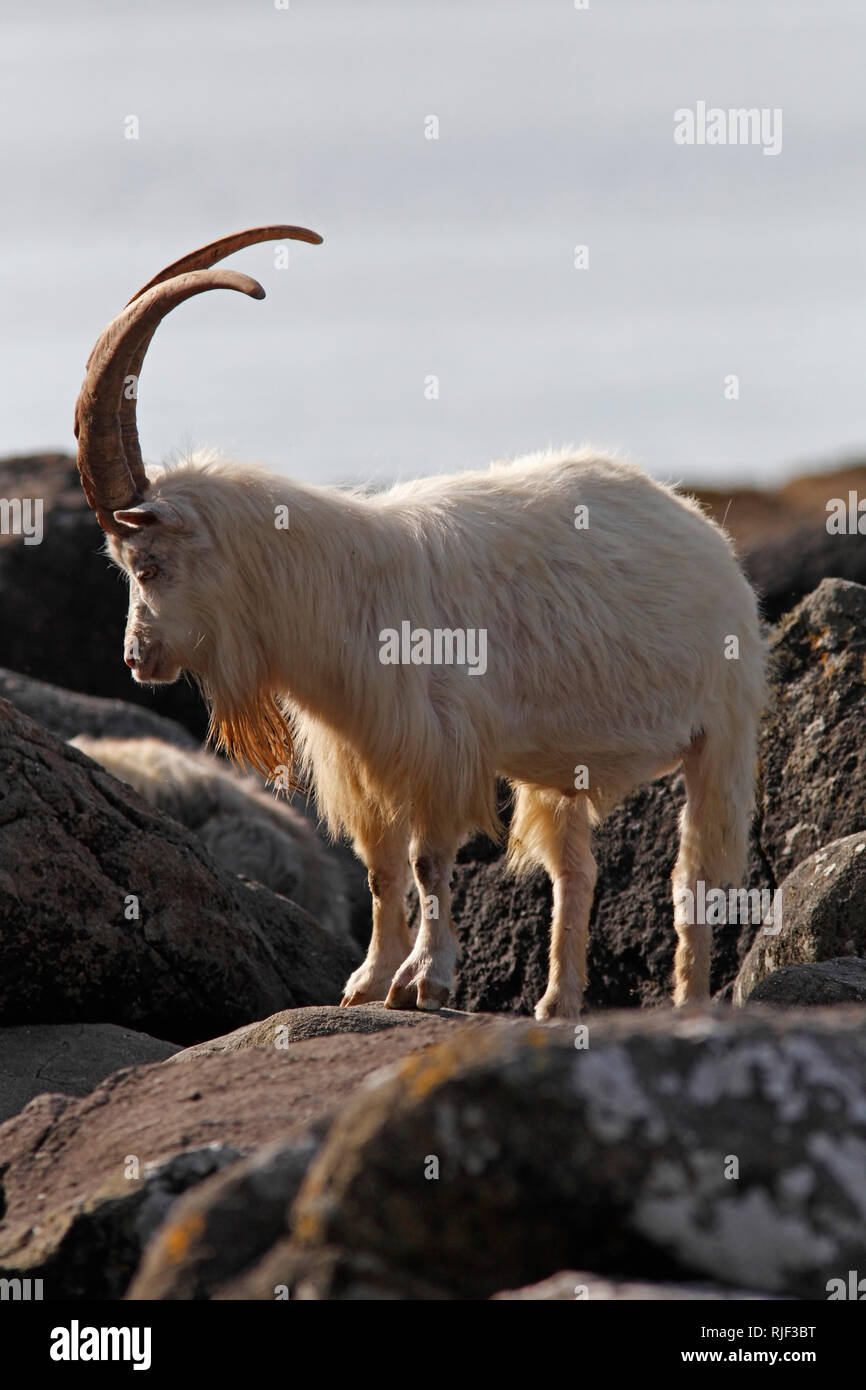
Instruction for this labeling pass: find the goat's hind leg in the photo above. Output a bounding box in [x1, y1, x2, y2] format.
[341, 821, 412, 1006]
[510, 786, 596, 1021]
[671, 730, 750, 1006]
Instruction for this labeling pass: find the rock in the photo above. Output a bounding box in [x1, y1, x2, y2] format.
[0, 1015, 483, 1299]
[0, 699, 355, 1042]
[0, 1023, 179, 1124]
[171, 1002, 476, 1061]
[260, 1007, 866, 1301]
[448, 578, 866, 1014]
[733, 833, 866, 1004]
[491, 1270, 787, 1300]
[742, 520, 866, 624]
[0, 454, 208, 741]
[0, 667, 196, 749]
[127, 1140, 318, 1301]
[215, 1243, 452, 1300]
[69, 735, 356, 948]
[758, 581, 866, 876]
[130, 1009, 493, 1298]
[744, 959, 866, 1007]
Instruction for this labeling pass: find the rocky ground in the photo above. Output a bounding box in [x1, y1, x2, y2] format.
[1, 452, 865, 1300]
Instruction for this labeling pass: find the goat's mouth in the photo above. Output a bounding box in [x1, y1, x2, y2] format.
[128, 643, 182, 685]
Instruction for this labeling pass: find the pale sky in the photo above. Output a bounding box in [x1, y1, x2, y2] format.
[1, 0, 864, 487]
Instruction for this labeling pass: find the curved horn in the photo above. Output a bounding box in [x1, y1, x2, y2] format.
[75, 269, 265, 534]
[117, 225, 323, 491]
[124, 225, 323, 304]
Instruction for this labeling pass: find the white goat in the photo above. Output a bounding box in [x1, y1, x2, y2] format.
[69, 735, 354, 946]
[73, 225, 768, 1019]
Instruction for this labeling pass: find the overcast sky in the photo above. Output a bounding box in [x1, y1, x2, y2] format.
[1, 0, 864, 487]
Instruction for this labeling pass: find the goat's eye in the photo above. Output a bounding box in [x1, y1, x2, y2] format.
[136, 564, 158, 583]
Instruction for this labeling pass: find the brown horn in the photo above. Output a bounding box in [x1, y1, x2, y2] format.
[118, 225, 323, 492]
[75, 269, 265, 534]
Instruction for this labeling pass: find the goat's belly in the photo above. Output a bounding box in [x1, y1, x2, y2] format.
[499, 736, 686, 799]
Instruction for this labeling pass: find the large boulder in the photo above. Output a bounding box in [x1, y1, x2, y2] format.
[170, 1001, 472, 1061]
[245, 1006, 866, 1301]
[742, 520, 866, 625]
[126, 1140, 321, 1301]
[449, 579, 866, 1013]
[0, 1010, 481, 1299]
[0, 667, 197, 749]
[0, 1023, 179, 1124]
[69, 735, 356, 948]
[0, 699, 354, 1042]
[0, 454, 207, 740]
[745, 958, 866, 1007]
[734, 833, 866, 1005]
[757, 582, 866, 876]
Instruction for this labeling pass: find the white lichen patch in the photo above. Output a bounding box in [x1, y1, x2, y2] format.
[686, 1040, 805, 1122]
[570, 1047, 668, 1144]
[782, 823, 818, 860]
[778, 1035, 866, 1126]
[775, 1165, 816, 1203]
[633, 1184, 836, 1290]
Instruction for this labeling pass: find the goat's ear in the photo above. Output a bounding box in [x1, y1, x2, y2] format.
[113, 505, 163, 529]
[113, 502, 188, 531]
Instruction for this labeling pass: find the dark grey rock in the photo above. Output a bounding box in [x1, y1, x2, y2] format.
[0, 667, 196, 749]
[256, 1006, 866, 1301]
[0, 699, 355, 1043]
[746, 958, 866, 1007]
[734, 832, 866, 1004]
[0, 1022, 179, 1123]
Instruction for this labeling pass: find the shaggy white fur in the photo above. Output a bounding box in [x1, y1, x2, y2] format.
[108, 445, 767, 1018]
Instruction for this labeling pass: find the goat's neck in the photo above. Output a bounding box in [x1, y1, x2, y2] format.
[261, 482, 389, 736]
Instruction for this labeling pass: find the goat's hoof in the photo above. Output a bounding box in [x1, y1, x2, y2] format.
[534, 990, 581, 1021]
[341, 957, 407, 1007]
[384, 975, 449, 1012]
[417, 979, 448, 1011]
[384, 980, 417, 1010]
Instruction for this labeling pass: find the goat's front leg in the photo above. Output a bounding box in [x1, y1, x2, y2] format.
[385, 840, 458, 1012]
[341, 824, 412, 1006]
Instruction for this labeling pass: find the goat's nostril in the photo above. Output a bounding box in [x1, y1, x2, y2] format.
[124, 651, 139, 669]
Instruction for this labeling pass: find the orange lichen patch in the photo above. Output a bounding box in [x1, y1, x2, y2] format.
[293, 1208, 322, 1244]
[397, 1030, 504, 1101]
[161, 1211, 206, 1263]
[806, 626, 838, 673]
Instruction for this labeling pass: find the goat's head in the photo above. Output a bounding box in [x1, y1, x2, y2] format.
[74, 224, 322, 772]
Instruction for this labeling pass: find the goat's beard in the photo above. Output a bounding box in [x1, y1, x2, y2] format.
[199, 677, 296, 787]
